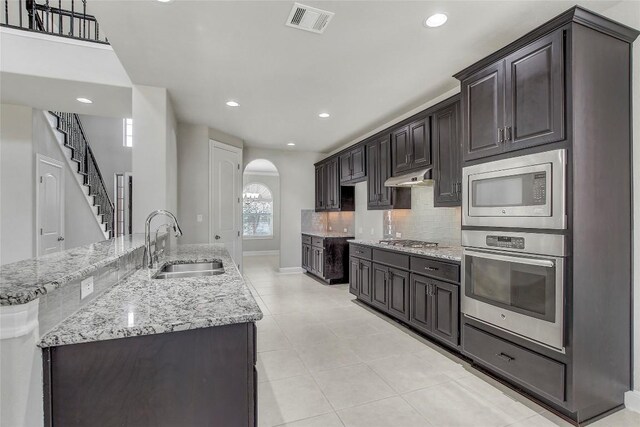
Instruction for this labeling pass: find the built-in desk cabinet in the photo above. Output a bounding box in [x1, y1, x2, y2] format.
[349, 244, 461, 348]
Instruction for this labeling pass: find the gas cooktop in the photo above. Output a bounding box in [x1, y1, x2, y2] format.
[378, 239, 439, 249]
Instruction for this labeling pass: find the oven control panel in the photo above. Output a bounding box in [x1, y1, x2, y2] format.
[532, 172, 547, 205]
[486, 235, 525, 250]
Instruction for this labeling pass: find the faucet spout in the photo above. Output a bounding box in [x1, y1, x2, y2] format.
[144, 210, 183, 268]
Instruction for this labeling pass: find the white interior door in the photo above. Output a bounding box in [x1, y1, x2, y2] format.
[210, 141, 242, 270]
[37, 155, 65, 256]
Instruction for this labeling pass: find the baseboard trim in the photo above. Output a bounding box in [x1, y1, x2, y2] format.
[243, 250, 280, 257]
[625, 390, 640, 413]
[278, 267, 304, 274]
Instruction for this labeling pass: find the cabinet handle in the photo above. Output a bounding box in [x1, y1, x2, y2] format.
[505, 126, 512, 142]
[496, 352, 514, 363]
[424, 266, 439, 272]
[388, 270, 394, 279]
[498, 128, 505, 144]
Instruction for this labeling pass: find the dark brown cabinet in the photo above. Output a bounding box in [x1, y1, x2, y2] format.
[391, 116, 431, 175]
[349, 256, 372, 301]
[460, 29, 564, 162]
[371, 263, 389, 311]
[387, 267, 410, 321]
[433, 96, 462, 207]
[314, 164, 325, 211]
[366, 135, 411, 210]
[409, 274, 459, 346]
[314, 161, 354, 212]
[302, 234, 351, 283]
[340, 145, 366, 184]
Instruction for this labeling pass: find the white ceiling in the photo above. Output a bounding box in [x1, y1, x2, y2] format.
[244, 158, 280, 175]
[90, 0, 623, 152]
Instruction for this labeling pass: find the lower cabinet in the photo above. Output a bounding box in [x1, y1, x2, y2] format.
[43, 323, 257, 427]
[409, 274, 459, 346]
[349, 256, 372, 301]
[349, 244, 460, 348]
[302, 234, 350, 284]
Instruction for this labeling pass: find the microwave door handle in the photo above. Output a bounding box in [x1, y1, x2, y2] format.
[464, 250, 555, 268]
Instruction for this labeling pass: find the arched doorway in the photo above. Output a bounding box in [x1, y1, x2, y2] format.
[243, 159, 280, 265]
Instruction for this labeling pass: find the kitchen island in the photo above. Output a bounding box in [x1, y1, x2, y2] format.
[0, 239, 261, 427]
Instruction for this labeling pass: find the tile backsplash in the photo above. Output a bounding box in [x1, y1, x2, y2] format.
[382, 185, 461, 246]
[301, 209, 355, 234]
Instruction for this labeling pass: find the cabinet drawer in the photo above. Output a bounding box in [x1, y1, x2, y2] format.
[410, 257, 460, 283]
[302, 235, 312, 244]
[463, 325, 565, 402]
[350, 245, 372, 259]
[373, 249, 410, 270]
[312, 237, 324, 248]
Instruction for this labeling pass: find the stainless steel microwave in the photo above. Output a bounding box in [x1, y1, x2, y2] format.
[462, 149, 567, 229]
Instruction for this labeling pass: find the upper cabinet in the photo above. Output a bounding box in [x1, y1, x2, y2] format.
[340, 144, 366, 184]
[367, 134, 411, 210]
[315, 159, 354, 212]
[459, 29, 565, 162]
[433, 96, 462, 207]
[391, 116, 431, 175]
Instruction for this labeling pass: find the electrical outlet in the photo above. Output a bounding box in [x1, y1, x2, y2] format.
[396, 232, 402, 238]
[329, 226, 332, 231]
[370, 228, 374, 235]
[196, 214, 203, 222]
[80, 277, 94, 300]
[343, 228, 347, 233]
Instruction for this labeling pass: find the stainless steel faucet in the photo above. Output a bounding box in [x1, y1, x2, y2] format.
[144, 210, 183, 268]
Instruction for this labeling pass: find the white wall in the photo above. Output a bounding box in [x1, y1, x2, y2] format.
[78, 114, 132, 201]
[354, 182, 385, 241]
[131, 85, 178, 233]
[243, 147, 324, 269]
[599, 0, 640, 407]
[0, 104, 34, 264]
[243, 173, 280, 253]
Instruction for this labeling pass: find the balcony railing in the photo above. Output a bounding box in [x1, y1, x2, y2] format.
[1, 0, 108, 44]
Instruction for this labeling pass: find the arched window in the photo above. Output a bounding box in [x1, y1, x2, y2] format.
[242, 183, 273, 238]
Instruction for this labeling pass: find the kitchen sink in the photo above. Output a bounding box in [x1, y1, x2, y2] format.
[153, 261, 224, 279]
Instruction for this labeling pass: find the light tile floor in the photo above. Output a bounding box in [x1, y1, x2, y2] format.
[244, 255, 639, 427]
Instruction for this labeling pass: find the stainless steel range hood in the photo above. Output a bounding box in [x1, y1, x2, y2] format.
[384, 167, 433, 187]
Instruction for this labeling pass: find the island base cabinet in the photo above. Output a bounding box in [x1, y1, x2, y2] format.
[43, 323, 257, 427]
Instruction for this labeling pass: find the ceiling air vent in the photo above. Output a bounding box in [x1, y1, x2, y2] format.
[286, 3, 334, 34]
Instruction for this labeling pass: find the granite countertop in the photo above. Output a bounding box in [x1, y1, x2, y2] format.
[39, 244, 263, 348]
[348, 239, 463, 262]
[0, 235, 148, 306]
[302, 231, 355, 238]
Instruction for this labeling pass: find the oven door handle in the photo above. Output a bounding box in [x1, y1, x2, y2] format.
[464, 250, 555, 268]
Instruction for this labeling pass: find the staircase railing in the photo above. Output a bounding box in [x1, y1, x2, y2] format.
[1, 0, 108, 44]
[50, 111, 114, 238]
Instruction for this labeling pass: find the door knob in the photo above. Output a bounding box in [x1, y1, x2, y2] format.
[57, 236, 65, 241]
[215, 235, 221, 240]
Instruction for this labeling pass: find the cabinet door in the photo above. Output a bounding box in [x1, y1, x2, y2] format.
[391, 125, 412, 175]
[409, 118, 431, 170]
[351, 145, 366, 181]
[371, 263, 389, 311]
[431, 279, 459, 346]
[366, 142, 380, 208]
[378, 135, 393, 206]
[340, 152, 352, 184]
[302, 244, 309, 270]
[359, 260, 372, 302]
[409, 274, 433, 334]
[504, 30, 564, 150]
[462, 61, 505, 162]
[349, 257, 360, 296]
[327, 158, 340, 209]
[317, 248, 325, 277]
[387, 268, 410, 321]
[433, 99, 462, 207]
[315, 164, 325, 211]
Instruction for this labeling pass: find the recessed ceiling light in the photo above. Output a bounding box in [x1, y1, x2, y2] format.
[287, 142, 296, 146]
[425, 13, 447, 28]
[226, 101, 239, 107]
[318, 112, 330, 118]
[76, 97, 93, 104]
[157, 0, 173, 3]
